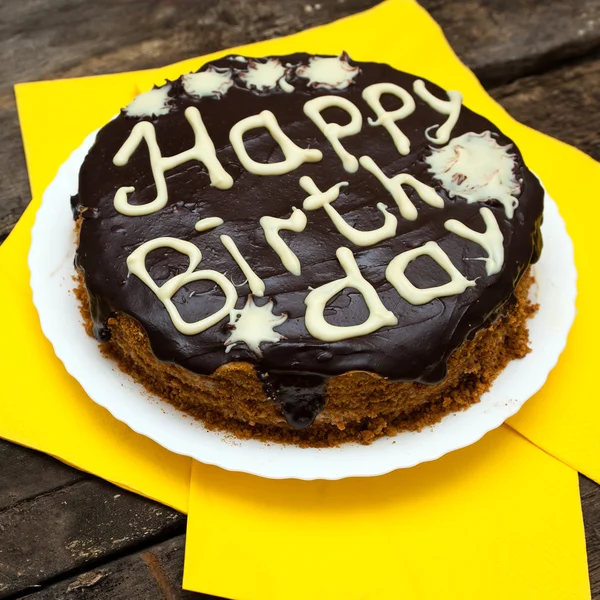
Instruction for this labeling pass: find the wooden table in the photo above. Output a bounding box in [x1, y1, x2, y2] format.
[0, 1, 598, 597]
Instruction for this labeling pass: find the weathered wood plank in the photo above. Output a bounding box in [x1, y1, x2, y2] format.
[581, 476, 600, 600]
[0, 105, 30, 244]
[424, 0, 600, 87]
[0, 440, 88, 511]
[490, 55, 600, 161]
[0, 0, 379, 91]
[14, 536, 215, 600]
[0, 479, 185, 598]
[1, 0, 598, 93]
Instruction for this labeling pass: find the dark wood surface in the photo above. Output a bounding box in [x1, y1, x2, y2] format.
[0, 1, 598, 598]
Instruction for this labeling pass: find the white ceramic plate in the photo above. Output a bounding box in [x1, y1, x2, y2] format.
[29, 128, 577, 480]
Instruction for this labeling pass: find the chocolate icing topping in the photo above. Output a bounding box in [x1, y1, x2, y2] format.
[74, 54, 543, 428]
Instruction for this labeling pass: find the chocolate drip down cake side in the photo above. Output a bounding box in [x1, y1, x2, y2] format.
[73, 53, 543, 447]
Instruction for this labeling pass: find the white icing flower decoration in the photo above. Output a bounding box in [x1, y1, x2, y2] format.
[182, 66, 233, 99]
[124, 85, 173, 117]
[425, 131, 522, 219]
[296, 52, 360, 90]
[239, 58, 295, 93]
[225, 295, 288, 356]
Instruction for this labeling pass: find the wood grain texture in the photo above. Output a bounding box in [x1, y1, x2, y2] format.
[425, 0, 600, 86]
[0, 440, 88, 511]
[2, 0, 599, 91]
[491, 54, 600, 161]
[582, 476, 600, 600]
[12, 536, 214, 600]
[0, 0, 379, 88]
[0, 106, 31, 244]
[0, 479, 185, 598]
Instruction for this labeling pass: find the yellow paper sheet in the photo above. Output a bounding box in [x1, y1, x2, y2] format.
[185, 427, 590, 600]
[1, 73, 191, 514]
[0, 259, 190, 512]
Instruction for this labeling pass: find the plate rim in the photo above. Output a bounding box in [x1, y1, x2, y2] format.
[28, 127, 578, 480]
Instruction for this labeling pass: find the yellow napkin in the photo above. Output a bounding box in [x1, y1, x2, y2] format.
[2, 0, 598, 597]
[3, 73, 191, 513]
[186, 428, 590, 600]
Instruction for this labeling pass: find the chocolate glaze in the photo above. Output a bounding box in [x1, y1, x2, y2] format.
[259, 371, 325, 429]
[74, 54, 543, 428]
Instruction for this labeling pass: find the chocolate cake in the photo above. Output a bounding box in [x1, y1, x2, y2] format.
[73, 53, 543, 446]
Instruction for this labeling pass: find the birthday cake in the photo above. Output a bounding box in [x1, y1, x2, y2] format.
[72, 53, 543, 446]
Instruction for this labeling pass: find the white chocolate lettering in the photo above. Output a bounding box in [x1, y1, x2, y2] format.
[239, 58, 294, 93]
[300, 177, 348, 211]
[229, 110, 322, 176]
[304, 247, 398, 341]
[303, 96, 363, 172]
[413, 79, 462, 145]
[124, 85, 173, 117]
[359, 155, 443, 221]
[225, 296, 288, 356]
[329, 201, 398, 247]
[126, 237, 237, 335]
[300, 176, 397, 246]
[425, 131, 521, 219]
[362, 82, 415, 155]
[113, 106, 233, 216]
[220, 234, 265, 297]
[182, 66, 233, 99]
[386, 241, 476, 305]
[445, 207, 504, 276]
[260, 208, 307, 276]
[194, 217, 224, 232]
[296, 53, 360, 90]
[117, 61, 509, 347]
